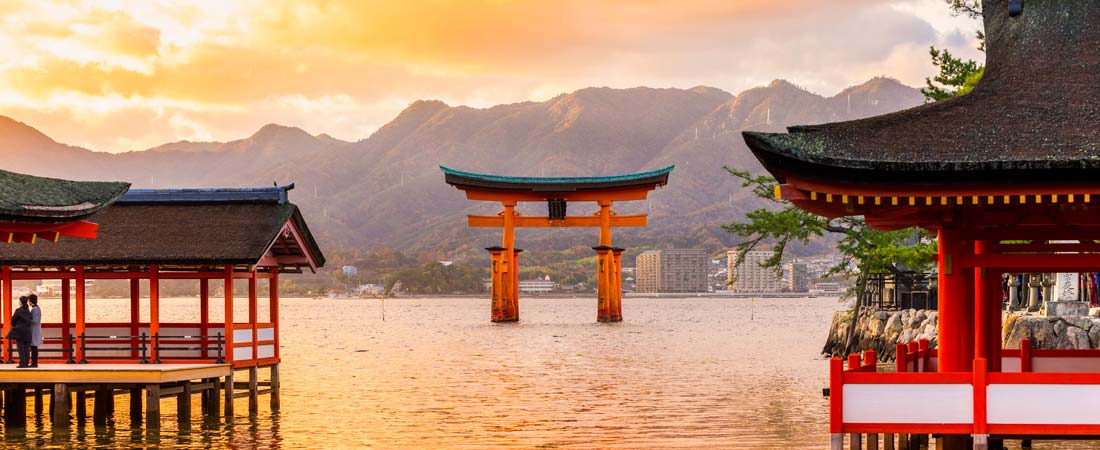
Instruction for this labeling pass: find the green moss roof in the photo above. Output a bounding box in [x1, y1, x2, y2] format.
[0, 169, 130, 222]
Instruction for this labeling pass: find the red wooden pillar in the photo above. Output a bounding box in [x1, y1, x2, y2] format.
[224, 265, 235, 365]
[486, 247, 506, 321]
[249, 273, 258, 363]
[75, 266, 86, 363]
[2, 266, 11, 362]
[270, 270, 280, 360]
[129, 277, 139, 358]
[937, 229, 972, 372]
[498, 201, 518, 323]
[989, 268, 1003, 373]
[62, 277, 71, 358]
[974, 241, 992, 370]
[511, 249, 522, 320]
[200, 279, 209, 359]
[609, 248, 625, 322]
[149, 264, 160, 362]
[594, 246, 612, 322]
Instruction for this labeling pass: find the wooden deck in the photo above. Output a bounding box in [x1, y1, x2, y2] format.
[0, 363, 230, 384]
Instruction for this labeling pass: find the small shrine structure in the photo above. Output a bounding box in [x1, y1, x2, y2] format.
[442, 166, 672, 322]
[0, 182, 324, 429]
[744, 1, 1100, 449]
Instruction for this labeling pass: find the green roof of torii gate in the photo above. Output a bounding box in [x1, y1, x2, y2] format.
[440, 165, 674, 193]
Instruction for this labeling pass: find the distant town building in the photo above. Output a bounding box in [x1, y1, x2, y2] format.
[636, 249, 708, 293]
[519, 275, 557, 294]
[636, 251, 661, 293]
[812, 281, 844, 295]
[35, 280, 94, 297]
[355, 283, 384, 296]
[728, 249, 784, 293]
[787, 262, 810, 293]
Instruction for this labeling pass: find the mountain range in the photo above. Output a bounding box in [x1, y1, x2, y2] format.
[0, 77, 924, 261]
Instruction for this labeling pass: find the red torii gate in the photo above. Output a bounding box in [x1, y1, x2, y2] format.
[442, 166, 673, 322]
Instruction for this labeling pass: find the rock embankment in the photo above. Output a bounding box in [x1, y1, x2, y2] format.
[824, 308, 1100, 359]
[823, 309, 937, 361]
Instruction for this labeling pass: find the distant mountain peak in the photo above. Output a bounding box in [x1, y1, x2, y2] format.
[767, 79, 798, 89]
[250, 123, 311, 140]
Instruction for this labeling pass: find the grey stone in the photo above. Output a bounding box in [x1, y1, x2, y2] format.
[1089, 321, 1100, 349]
[1045, 301, 1091, 317]
[1054, 319, 1069, 337]
[1067, 316, 1093, 331]
[1055, 326, 1092, 350]
[910, 313, 927, 329]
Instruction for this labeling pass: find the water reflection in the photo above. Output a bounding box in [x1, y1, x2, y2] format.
[0, 296, 1093, 448]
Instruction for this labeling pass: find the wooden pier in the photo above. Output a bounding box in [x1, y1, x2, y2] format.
[0, 363, 281, 429]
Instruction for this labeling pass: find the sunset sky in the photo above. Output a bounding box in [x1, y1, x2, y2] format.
[0, 0, 983, 153]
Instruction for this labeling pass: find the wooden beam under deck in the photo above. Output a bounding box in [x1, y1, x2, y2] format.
[468, 214, 647, 228]
[0, 364, 231, 384]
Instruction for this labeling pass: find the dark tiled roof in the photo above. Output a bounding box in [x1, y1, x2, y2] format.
[0, 170, 130, 222]
[743, 0, 1100, 185]
[0, 187, 325, 268]
[441, 165, 673, 193]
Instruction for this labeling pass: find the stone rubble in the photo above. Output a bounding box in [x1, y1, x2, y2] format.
[824, 307, 1100, 359]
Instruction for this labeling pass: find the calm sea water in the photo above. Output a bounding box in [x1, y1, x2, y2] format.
[2, 296, 1093, 448]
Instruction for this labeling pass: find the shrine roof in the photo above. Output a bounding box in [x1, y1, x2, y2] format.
[743, 0, 1100, 187]
[0, 185, 325, 270]
[0, 170, 130, 223]
[441, 166, 673, 193]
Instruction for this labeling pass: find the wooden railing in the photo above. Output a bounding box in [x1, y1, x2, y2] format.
[832, 339, 1100, 437]
[0, 322, 276, 366]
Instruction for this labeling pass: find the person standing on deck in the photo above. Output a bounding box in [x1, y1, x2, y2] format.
[28, 294, 42, 367]
[6, 296, 33, 368]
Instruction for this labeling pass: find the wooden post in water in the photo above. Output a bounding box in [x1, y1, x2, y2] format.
[270, 364, 280, 411]
[93, 386, 113, 427]
[75, 390, 86, 423]
[145, 384, 160, 428]
[868, 433, 878, 450]
[248, 366, 259, 414]
[884, 433, 894, 450]
[129, 387, 142, 427]
[223, 371, 234, 418]
[851, 433, 862, 450]
[4, 388, 26, 428]
[200, 378, 210, 415]
[34, 388, 43, 419]
[898, 433, 909, 450]
[52, 384, 70, 428]
[177, 381, 191, 430]
[210, 377, 221, 421]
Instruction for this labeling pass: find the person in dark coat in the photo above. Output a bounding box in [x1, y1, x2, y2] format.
[29, 294, 42, 367]
[7, 296, 33, 368]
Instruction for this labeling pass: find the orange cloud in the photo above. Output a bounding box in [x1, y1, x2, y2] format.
[0, 0, 983, 152]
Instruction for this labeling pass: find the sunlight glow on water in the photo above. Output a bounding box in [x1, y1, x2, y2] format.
[3, 296, 1094, 448]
